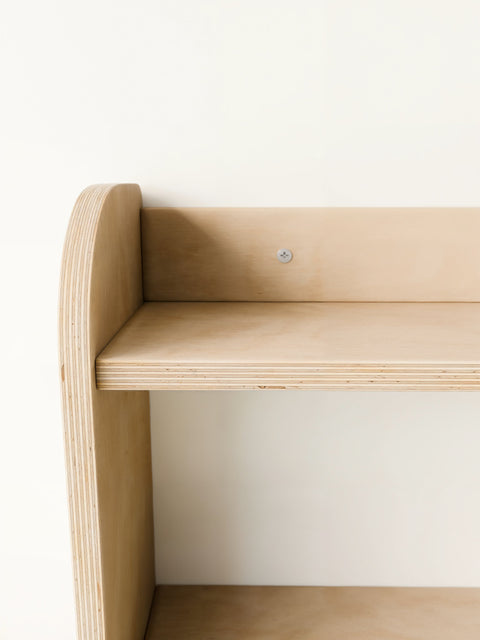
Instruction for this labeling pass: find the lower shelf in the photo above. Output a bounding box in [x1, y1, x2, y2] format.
[145, 585, 480, 639]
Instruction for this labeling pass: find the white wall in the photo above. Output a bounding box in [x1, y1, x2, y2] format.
[151, 392, 480, 586]
[2, 1, 480, 637]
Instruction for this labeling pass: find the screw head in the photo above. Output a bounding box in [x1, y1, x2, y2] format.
[277, 248, 293, 263]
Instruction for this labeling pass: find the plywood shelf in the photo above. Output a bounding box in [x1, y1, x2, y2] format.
[96, 301, 480, 390]
[145, 585, 480, 640]
[61, 186, 480, 640]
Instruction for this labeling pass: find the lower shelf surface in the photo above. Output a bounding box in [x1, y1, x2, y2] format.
[145, 585, 480, 640]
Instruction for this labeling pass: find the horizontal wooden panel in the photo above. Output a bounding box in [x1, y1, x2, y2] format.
[141, 208, 480, 301]
[146, 585, 480, 640]
[96, 302, 480, 390]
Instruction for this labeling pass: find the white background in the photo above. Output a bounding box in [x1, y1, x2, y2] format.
[2, 1, 480, 638]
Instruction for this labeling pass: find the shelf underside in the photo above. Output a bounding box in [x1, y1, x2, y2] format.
[145, 586, 480, 640]
[96, 302, 480, 390]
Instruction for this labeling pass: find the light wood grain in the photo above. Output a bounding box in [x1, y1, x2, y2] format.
[59, 184, 155, 640]
[62, 188, 480, 637]
[142, 207, 480, 302]
[145, 585, 480, 640]
[96, 302, 480, 390]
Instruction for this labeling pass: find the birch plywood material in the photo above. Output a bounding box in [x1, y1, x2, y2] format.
[59, 184, 155, 640]
[62, 183, 480, 639]
[96, 301, 480, 390]
[141, 208, 480, 302]
[145, 586, 480, 640]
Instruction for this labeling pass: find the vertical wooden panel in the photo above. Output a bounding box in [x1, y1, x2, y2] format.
[141, 207, 480, 301]
[59, 184, 155, 640]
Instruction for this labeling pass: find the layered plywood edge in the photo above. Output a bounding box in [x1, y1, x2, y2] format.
[59, 184, 155, 640]
[96, 302, 480, 390]
[60, 184, 480, 640]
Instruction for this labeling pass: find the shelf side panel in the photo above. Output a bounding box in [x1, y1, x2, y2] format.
[59, 184, 155, 640]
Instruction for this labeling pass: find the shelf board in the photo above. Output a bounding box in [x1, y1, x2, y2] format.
[96, 302, 480, 390]
[145, 585, 480, 640]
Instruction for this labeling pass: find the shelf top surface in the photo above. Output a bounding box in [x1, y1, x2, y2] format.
[96, 302, 480, 390]
[145, 586, 480, 640]
[98, 301, 480, 365]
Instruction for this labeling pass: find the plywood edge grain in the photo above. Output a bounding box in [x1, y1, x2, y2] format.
[95, 302, 480, 391]
[59, 184, 155, 640]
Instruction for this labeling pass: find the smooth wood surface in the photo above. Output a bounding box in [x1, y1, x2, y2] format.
[63, 187, 480, 637]
[142, 207, 480, 302]
[59, 184, 155, 640]
[96, 301, 480, 390]
[145, 586, 480, 640]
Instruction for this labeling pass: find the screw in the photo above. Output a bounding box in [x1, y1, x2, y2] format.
[277, 248, 293, 263]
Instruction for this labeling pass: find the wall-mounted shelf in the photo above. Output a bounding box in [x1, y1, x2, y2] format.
[59, 184, 480, 640]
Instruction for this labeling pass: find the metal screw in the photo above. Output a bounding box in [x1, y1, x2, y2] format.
[277, 248, 293, 263]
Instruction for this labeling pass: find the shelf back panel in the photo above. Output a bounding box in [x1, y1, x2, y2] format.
[141, 208, 480, 301]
